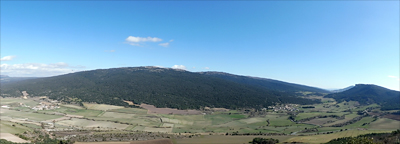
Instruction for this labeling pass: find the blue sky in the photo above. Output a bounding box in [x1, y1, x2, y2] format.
[1, 1, 399, 90]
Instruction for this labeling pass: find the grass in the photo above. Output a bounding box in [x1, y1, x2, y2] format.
[342, 116, 375, 129]
[295, 112, 348, 121]
[1, 109, 63, 121]
[44, 106, 103, 117]
[323, 113, 359, 126]
[56, 118, 130, 129]
[83, 103, 124, 111]
[0, 121, 33, 134]
[175, 135, 294, 144]
[0, 98, 39, 107]
[369, 118, 400, 130]
[285, 129, 392, 143]
[107, 108, 148, 114]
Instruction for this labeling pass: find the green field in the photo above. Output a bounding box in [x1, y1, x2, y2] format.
[175, 135, 294, 144]
[0, 98, 39, 107]
[0, 97, 398, 144]
[0, 121, 33, 134]
[286, 129, 392, 143]
[0, 109, 63, 121]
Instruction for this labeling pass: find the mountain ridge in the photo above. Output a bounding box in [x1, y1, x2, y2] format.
[324, 84, 400, 110]
[0, 66, 321, 109]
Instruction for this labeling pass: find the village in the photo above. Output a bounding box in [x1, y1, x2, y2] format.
[1, 96, 60, 111]
[268, 104, 299, 112]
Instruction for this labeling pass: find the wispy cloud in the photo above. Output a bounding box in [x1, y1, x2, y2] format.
[171, 65, 186, 70]
[0, 56, 16, 61]
[159, 42, 169, 47]
[105, 50, 115, 53]
[388, 75, 400, 81]
[125, 36, 163, 46]
[204, 67, 210, 70]
[0, 62, 85, 77]
[159, 39, 174, 47]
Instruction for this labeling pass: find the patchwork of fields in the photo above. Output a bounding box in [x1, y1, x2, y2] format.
[0, 97, 399, 144]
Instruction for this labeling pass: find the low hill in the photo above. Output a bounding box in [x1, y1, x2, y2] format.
[325, 84, 400, 110]
[0, 66, 321, 109]
[198, 72, 330, 94]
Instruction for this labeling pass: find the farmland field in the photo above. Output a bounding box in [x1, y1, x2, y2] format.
[286, 129, 392, 143]
[83, 103, 125, 111]
[56, 118, 130, 129]
[369, 118, 400, 129]
[0, 97, 399, 144]
[0, 108, 63, 121]
[175, 135, 294, 144]
[0, 121, 33, 134]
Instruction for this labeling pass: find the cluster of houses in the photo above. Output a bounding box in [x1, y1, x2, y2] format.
[1, 100, 60, 111]
[31, 101, 60, 111]
[268, 104, 299, 112]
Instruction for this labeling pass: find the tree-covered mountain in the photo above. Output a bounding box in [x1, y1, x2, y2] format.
[198, 72, 330, 94]
[0, 67, 321, 109]
[324, 84, 400, 110]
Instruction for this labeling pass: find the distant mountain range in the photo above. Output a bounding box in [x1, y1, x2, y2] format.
[1, 67, 398, 110]
[330, 85, 355, 93]
[0, 75, 39, 84]
[0, 66, 323, 109]
[325, 84, 400, 110]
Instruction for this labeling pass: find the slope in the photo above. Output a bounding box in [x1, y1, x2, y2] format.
[0, 67, 321, 109]
[198, 72, 330, 94]
[324, 84, 400, 110]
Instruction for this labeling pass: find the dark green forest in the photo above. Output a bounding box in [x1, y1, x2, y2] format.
[199, 71, 330, 94]
[0, 67, 321, 109]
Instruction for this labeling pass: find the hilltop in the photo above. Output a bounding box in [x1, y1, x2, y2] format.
[325, 84, 400, 110]
[199, 71, 330, 94]
[0, 66, 321, 109]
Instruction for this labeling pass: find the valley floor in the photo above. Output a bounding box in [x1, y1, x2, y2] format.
[0, 96, 399, 144]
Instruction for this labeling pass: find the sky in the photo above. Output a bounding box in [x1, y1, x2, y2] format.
[1, 1, 399, 91]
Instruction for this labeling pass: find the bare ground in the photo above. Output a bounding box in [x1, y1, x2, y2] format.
[383, 114, 400, 121]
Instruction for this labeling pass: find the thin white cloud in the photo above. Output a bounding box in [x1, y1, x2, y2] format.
[388, 75, 400, 81]
[126, 36, 162, 43]
[125, 36, 163, 46]
[204, 67, 210, 70]
[105, 50, 115, 52]
[1, 56, 16, 61]
[171, 65, 186, 70]
[159, 39, 174, 47]
[159, 42, 169, 47]
[0, 62, 85, 77]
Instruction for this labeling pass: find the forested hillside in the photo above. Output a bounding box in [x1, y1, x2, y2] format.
[325, 84, 400, 110]
[198, 72, 330, 94]
[0, 67, 320, 109]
